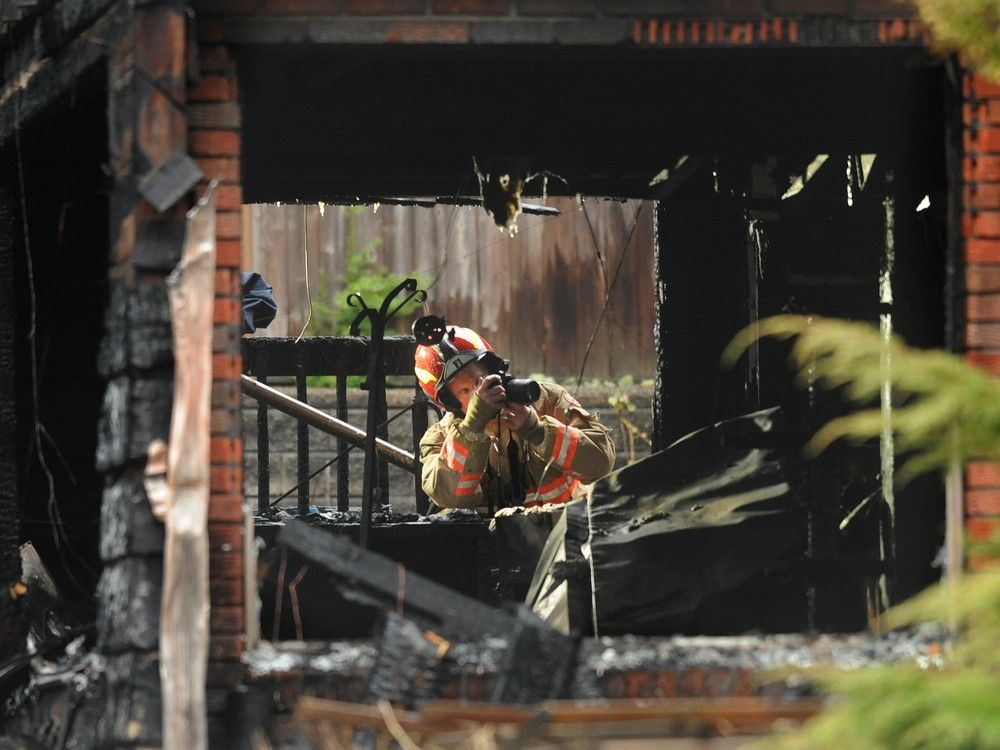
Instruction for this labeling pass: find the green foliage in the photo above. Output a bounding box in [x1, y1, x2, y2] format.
[727, 316, 1000, 750]
[724, 315, 1000, 480]
[307, 206, 428, 388]
[918, 0, 1000, 81]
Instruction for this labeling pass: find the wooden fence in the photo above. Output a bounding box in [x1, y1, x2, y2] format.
[241, 197, 655, 381]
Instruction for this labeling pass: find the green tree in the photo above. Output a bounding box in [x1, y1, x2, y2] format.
[918, 0, 1000, 81]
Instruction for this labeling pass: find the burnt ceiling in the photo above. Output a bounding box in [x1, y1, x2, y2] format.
[236, 45, 946, 202]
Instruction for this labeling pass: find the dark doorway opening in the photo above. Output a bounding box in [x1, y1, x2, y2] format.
[5, 63, 111, 605]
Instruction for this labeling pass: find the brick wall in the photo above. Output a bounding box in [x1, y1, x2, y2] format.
[188, 46, 247, 674]
[191, 0, 948, 673]
[192, 0, 922, 46]
[963, 73, 1000, 570]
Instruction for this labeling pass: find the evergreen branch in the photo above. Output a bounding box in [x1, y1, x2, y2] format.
[725, 315, 1000, 478]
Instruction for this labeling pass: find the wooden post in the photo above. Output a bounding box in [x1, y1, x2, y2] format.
[161, 186, 217, 750]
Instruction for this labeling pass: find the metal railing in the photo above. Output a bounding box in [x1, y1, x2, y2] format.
[241, 335, 438, 522]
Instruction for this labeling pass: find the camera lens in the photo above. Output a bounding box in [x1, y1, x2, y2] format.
[504, 378, 540, 405]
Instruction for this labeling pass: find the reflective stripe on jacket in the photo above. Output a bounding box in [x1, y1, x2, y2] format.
[419, 382, 615, 511]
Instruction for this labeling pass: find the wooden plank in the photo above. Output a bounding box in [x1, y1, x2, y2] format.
[161, 187, 217, 750]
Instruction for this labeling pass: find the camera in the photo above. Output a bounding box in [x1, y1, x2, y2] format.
[498, 368, 540, 405]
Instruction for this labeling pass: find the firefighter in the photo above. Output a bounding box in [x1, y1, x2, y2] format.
[413, 317, 615, 513]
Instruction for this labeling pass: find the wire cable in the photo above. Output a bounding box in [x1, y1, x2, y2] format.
[574, 202, 644, 392]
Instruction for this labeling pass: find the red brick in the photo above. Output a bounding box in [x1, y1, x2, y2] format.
[211, 465, 242, 494]
[432, 0, 507, 12]
[967, 240, 1000, 263]
[212, 379, 240, 408]
[213, 298, 241, 326]
[209, 634, 246, 661]
[211, 436, 242, 464]
[211, 407, 239, 435]
[967, 293, 1000, 321]
[964, 99, 1000, 125]
[964, 156, 1000, 184]
[967, 265, 1000, 293]
[345, 0, 424, 12]
[966, 322, 1000, 348]
[213, 353, 241, 380]
[964, 183, 1000, 211]
[190, 129, 241, 157]
[213, 324, 239, 356]
[203, 184, 242, 211]
[965, 75, 1000, 100]
[188, 102, 241, 130]
[188, 75, 235, 102]
[211, 605, 245, 632]
[967, 489, 1000, 516]
[216, 212, 241, 241]
[210, 578, 244, 607]
[209, 494, 245, 523]
[215, 268, 241, 297]
[386, 21, 469, 42]
[965, 351, 1000, 374]
[210, 550, 244, 579]
[208, 521, 244, 553]
[195, 157, 240, 183]
[965, 128, 1000, 155]
[216, 239, 242, 267]
[966, 517, 1000, 541]
[964, 211, 1000, 239]
[198, 45, 237, 74]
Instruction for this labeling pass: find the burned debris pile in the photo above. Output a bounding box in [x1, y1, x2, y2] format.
[530, 407, 806, 636]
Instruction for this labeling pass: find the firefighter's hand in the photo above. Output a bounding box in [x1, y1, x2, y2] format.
[475, 374, 506, 408]
[502, 403, 533, 432]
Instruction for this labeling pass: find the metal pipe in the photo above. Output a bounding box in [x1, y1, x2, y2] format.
[240, 374, 416, 475]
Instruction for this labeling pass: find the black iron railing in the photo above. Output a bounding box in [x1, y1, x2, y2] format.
[241, 335, 438, 521]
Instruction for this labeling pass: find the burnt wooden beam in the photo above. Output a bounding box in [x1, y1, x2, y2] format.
[278, 520, 506, 641]
[0, 176, 18, 585]
[0, 0, 123, 145]
[277, 521, 578, 703]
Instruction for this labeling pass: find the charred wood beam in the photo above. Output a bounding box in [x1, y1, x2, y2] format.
[0, 1, 124, 146]
[278, 520, 506, 641]
[241, 374, 416, 475]
[0, 177, 18, 584]
[277, 521, 577, 703]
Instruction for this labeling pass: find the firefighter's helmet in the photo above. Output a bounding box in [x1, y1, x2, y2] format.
[413, 317, 496, 413]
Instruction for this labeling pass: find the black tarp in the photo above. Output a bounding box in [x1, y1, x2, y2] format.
[528, 408, 807, 636]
